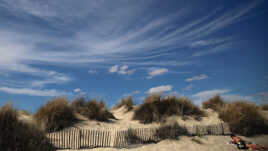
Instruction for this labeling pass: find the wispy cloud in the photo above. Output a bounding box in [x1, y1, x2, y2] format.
[30, 72, 72, 88]
[118, 65, 136, 75]
[147, 85, 173, 94]
[147, 68, 168, 79]
[186, 74, 208, 82]
[109, 65, 119, 73]
[192, 42, 234, 57]
[0, 0, 261, 74]
[0, 0, 104, 24]
[189, 37, 233, 48]
[0, 0, 264, 99]
[109, 65, 135, 75]
[0, 87, 68, 97]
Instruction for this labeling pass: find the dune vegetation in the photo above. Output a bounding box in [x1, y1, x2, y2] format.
[71, 97, 116, 121]
[261, 104, 268, 111]
[114, 96, 135, 111]
[202, 96, 268, 136]
[0, 93, 267, 151]
[0, 103, 55, 151]
[34, 97, 77, 132]
[202, 95, 225, 112]
[133, 94, 205, 124]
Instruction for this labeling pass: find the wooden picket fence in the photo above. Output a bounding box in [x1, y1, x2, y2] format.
[46, 123, 231, 149]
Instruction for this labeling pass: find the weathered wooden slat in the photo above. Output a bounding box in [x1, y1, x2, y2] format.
[89, 130, 92, 147]
[45, 123, 232, 150]
[76, 130, 79, 149]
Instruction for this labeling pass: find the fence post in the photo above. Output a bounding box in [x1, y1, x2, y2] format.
[220, 123, 223, 135]
[78, 129, 81, 149]
[110, 129, 116, 147]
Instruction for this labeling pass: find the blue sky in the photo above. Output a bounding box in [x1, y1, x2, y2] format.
[0, 0, 267, 112]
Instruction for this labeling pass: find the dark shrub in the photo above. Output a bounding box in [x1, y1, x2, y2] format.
[0, 103, 55, 151]
[115, 96, 134, 111]
[34, 97, 77, 132]
[155, 123, 187, 139]
[133, 102, 160, 124]
[162, 97, 204, 118]
[144, 94, 161, 104]
[71, 97, 115, 121]
[70, 97, 88, 116]
[133, 95, 204, 124]
[219, 101, 268, 136]
[202, 95, 225, 111]
[261, 104, 268, 110]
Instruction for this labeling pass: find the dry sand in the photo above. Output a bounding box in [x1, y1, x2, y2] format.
[58, 135, 268, 151]
[17, 106, 268, 151]
[68, 106, 224, 130]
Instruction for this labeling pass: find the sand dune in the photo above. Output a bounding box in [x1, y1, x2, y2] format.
[17, 106, 268, 151]
[68, 106, 223, 130]
[58, 135, 268, 151]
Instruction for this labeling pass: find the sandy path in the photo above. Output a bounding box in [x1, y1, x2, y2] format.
[57, 136, 241, 151]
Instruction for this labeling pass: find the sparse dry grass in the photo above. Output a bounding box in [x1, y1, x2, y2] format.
[71, 97, 115, 122]
[115, 96, 134, 111]
[34, 97, 77, 132]
[202, 95, 225, 112]
[133, 95, 204, 124]
[261, 104, 268, 111]
[203, 96, 268, 136]
[155, 122, 187, 140]
[0, 103, 55, 151]
[144, 93, 161, 104]
[218, 101, 268, 136]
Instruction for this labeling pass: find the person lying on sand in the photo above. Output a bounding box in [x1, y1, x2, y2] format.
[230, 134, 268, 150]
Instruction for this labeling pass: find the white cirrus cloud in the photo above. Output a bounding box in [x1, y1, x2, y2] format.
[0, 0, 263, 99]
[30, 73, 72, 88]
[0, 87, 68, 97]
[147, 85, 173, 94]
[147, 68, 168, 79]
[186, 74, 208, 82]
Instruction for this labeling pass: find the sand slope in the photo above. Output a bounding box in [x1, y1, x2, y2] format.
[69, 106, 223, 130]
[16, 106, 268, 151]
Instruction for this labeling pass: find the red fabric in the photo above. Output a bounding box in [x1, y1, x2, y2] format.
[247, 144, 268, 151]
